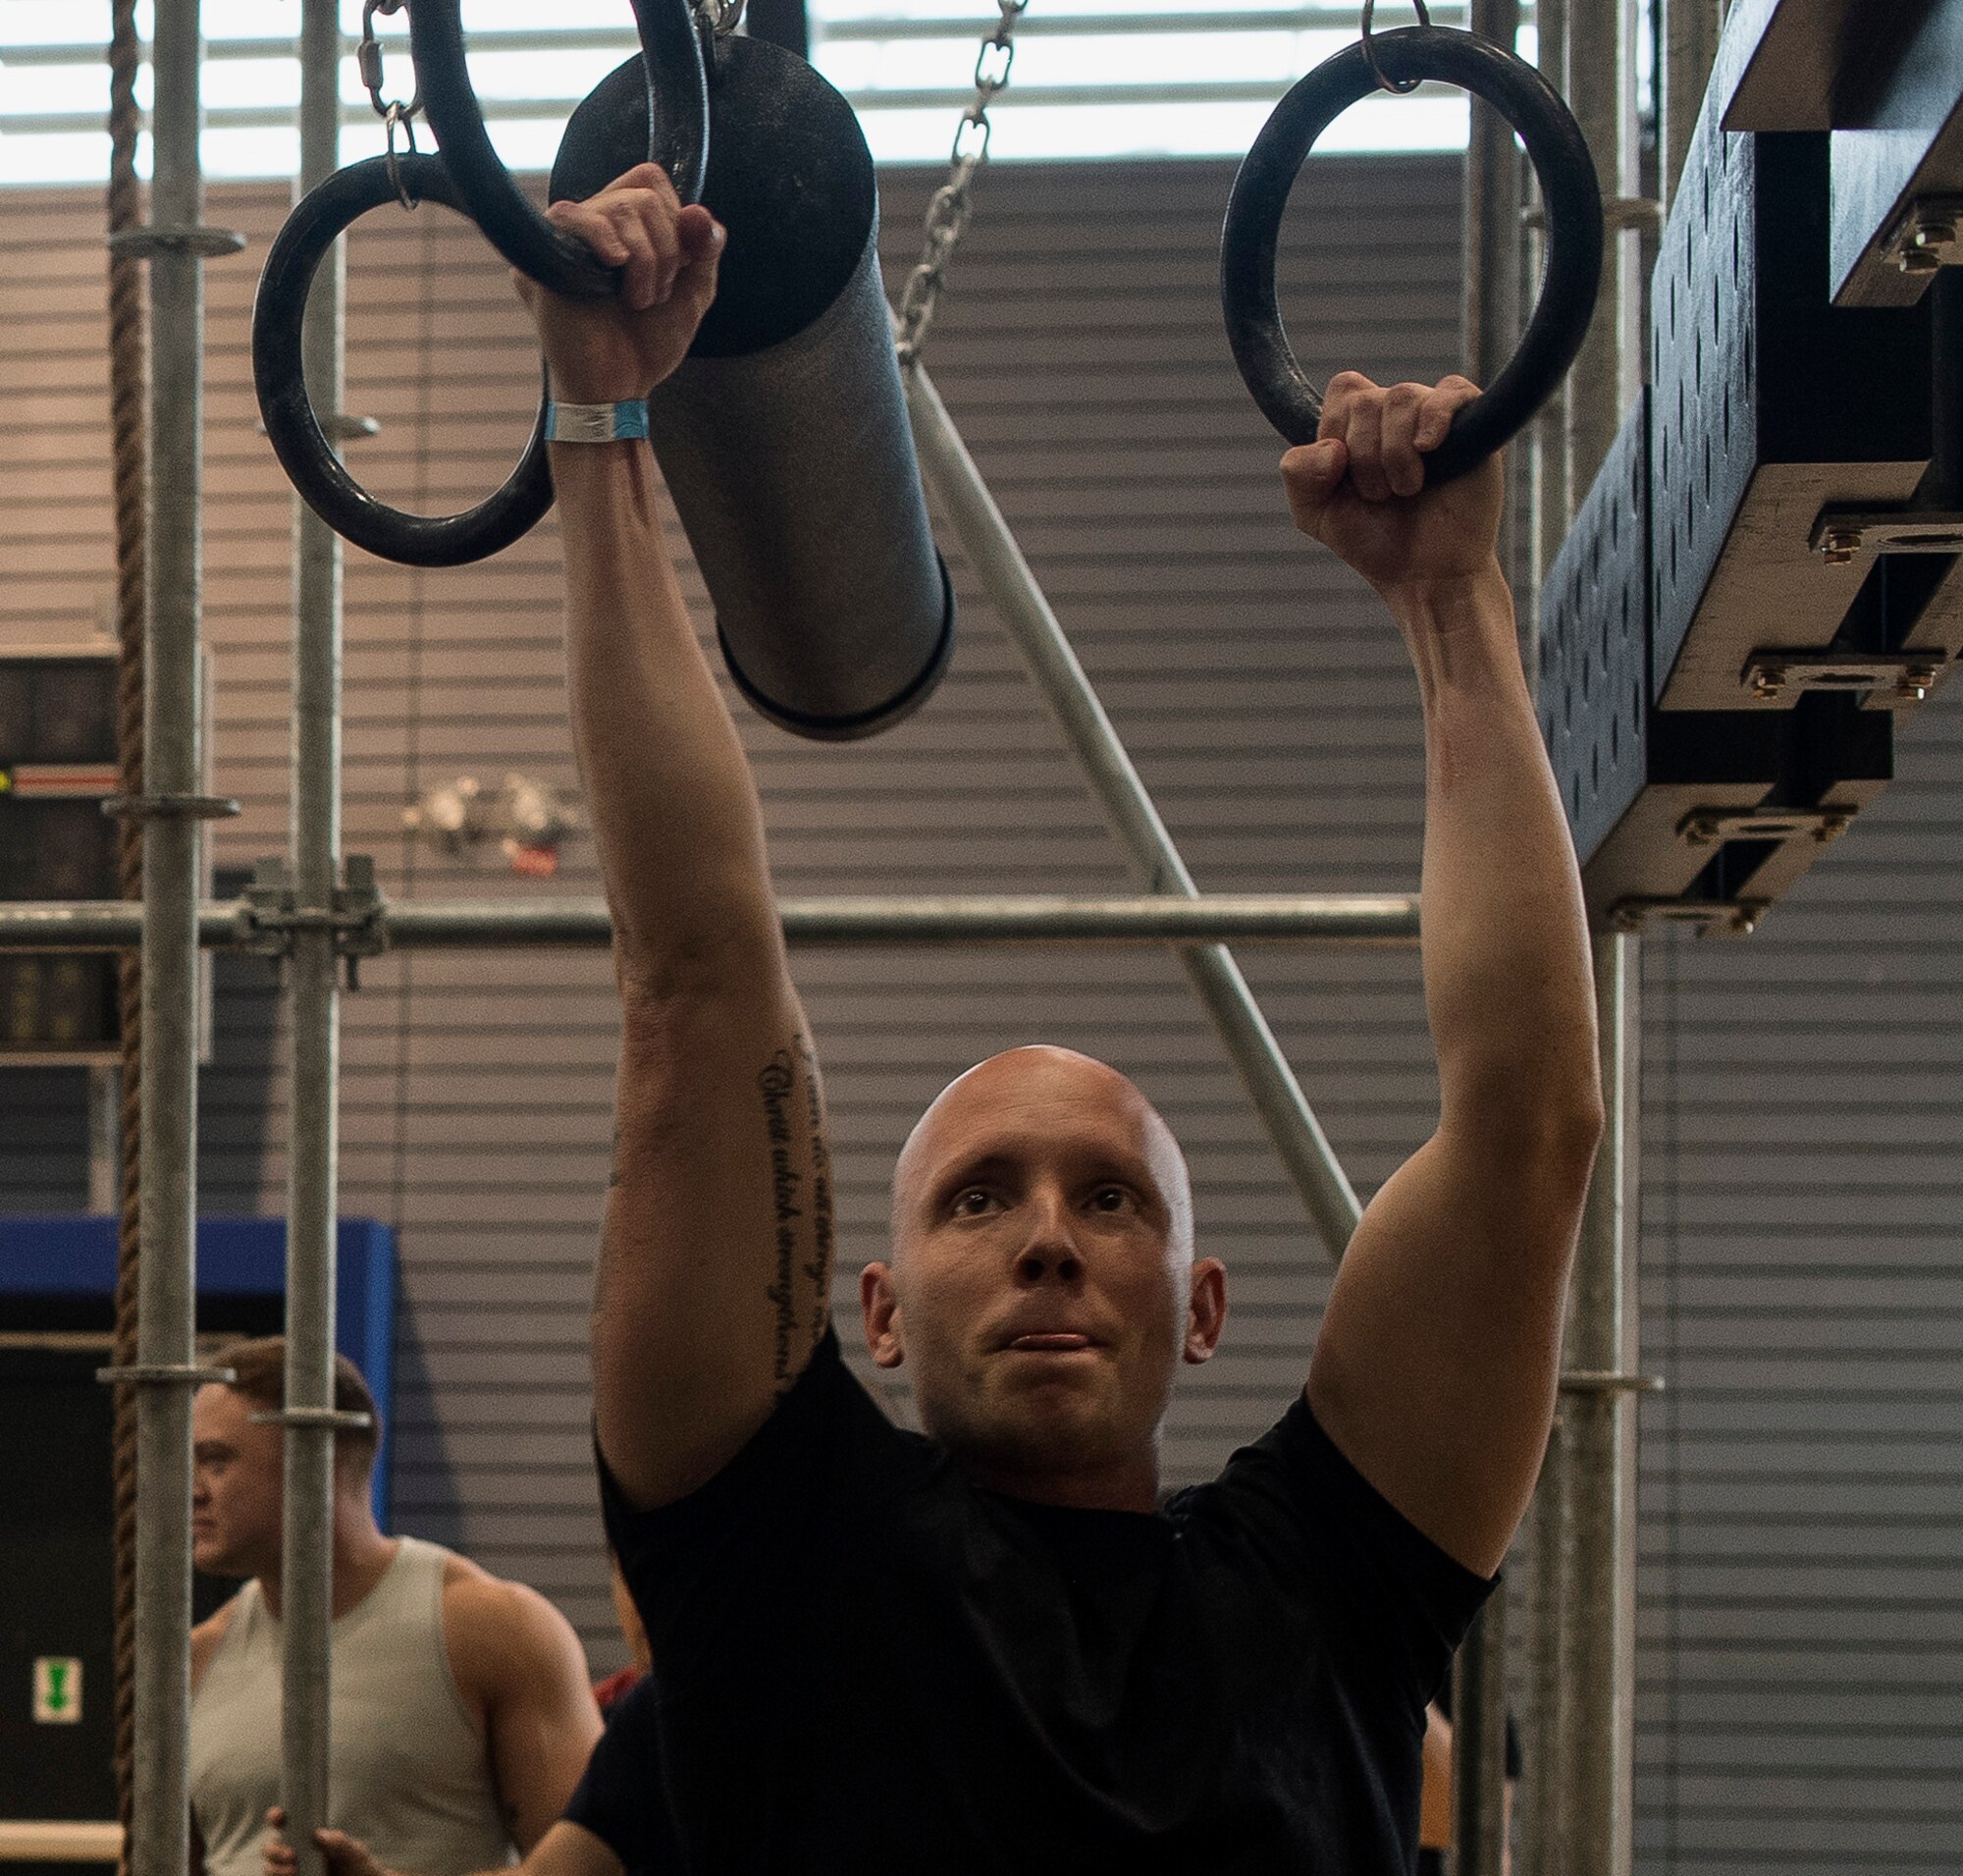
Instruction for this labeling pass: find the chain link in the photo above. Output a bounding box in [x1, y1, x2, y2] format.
[1359, 0, 1432, 96]
[359, 0, 423, 206]
[893, 0, 1030, 372]
[692, 0, 749, 35]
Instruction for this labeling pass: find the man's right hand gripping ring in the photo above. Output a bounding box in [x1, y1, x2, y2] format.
[1221, 24, 1604, 486]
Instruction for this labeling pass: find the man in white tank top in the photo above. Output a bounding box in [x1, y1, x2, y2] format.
[187, 1338, 604, 1876]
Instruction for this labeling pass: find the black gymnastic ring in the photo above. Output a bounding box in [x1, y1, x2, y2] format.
[410, 0, 708, 298]
[1222, 26, 1603, 484]
[252, 152, 554, 567]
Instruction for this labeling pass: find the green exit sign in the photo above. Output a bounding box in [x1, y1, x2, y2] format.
[33, 1656, 82, 1725]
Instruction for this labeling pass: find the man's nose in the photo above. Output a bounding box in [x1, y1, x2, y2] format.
[1014, 1194, 1084, 1285]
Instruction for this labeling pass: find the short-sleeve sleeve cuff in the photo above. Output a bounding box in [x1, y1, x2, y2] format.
[595, 1324, 856, 1564]
[1269, 1393, 1496, 1698]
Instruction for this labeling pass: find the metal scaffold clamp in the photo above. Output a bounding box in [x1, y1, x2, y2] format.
[96, 1363, 238, 1389]
[106, 224, 247, 261]
[247, 1406, 375, 1431]
[1558, 1369, 1666, 1395]
[239, 855, 388, 986]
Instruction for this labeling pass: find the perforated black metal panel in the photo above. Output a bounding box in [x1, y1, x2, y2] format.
[1649, 86, 1936, 711]
[1541, 391, 1651, 869]
[1541, 391, 1898, 935]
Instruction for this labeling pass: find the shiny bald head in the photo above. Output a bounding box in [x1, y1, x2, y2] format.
[889, 1046, 1194, 1261]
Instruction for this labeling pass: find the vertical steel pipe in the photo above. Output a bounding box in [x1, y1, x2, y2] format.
[130, 3, 206, 1871]
[1518, 3, 1646, 1866]
[280, 8, 346, 1875]
[1453, 1588, 1512, 1876]
[1463, 0, 1524, 408]
[1558, 930, 1642, 1872]
[1529, 0, 1573, 627]
[1521, 1415, 1572, 1869]
[906, 365, 1363, 1260]
[1565, 0, 1644, 492]
[1454, 7, 1525, 1865]
[1661, 0, 1724, 213]
[1520, 5, 1568, 1861]
[1555, 0, 1646, 1860]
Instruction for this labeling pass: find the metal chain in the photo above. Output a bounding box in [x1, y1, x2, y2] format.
[358, 0, 423, 207]
[893, 0, 1030, 372]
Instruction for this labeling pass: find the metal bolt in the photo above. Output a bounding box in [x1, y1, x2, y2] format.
[1749, 666, 1787, 700]
[1897, 216, 1957, 274]
[1819, 528, 1861, 566]
[1896, 667, 1939, 704]
[1814, 813, 1853, 843]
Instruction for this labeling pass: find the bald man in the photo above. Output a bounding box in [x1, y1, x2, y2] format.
[280, 167, 1601, 1876]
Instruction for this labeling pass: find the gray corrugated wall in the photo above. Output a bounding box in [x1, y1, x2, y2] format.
[1635, 722, 1963, 1870]
[0, 154, 1957, 1872]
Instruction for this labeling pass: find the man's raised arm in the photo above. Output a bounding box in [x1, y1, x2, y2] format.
[1290, 373, 1605, 1580]
[520, 166, 834, 1510]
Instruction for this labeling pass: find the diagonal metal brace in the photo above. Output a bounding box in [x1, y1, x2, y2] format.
[906, 363, 1364, 1260]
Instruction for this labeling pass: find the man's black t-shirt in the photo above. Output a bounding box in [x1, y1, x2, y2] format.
[567, 1328, 1490, 1874]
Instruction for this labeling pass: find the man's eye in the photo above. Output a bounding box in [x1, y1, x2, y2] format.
[950, 1188, 994, 1217]
[1088, 1186, 1130, 1213]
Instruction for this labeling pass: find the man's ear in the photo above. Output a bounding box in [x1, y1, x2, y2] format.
[861, 1262, 905, 1369]
[1183, 1258, 1228, 1365]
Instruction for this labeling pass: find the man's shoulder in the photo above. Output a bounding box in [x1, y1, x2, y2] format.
[434, 1550, 593, 1740]
[188, 1589, 246, 1692]
[439, 1551, 578, 1657]
[606, 1327, 935, 1533]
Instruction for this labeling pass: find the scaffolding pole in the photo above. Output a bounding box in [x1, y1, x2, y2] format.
[1523, 0, 1648, 1866]
[906, 364, 1363, 1260]
[1529, 0, 1572, 605]
[1565, 0, 1646, 484]
[277, 6, 345, 1874]
[1520, 6, 1570, 1859]
[0, 894, 1420, 952]
[1559, 931, 1643, 1870]
[1454, 4, 1525, 1866]
[124, 2, 207, 1871]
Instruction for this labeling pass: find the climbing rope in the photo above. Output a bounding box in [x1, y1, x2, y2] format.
[105, 0, 148, 1866]
[892, 0, 1029, 371]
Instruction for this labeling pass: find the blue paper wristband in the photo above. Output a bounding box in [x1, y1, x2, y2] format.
[544, 399, 651, 443]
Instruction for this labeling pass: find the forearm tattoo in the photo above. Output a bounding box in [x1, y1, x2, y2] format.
[798, 1034, 835, 1359]
[756, 1038, 833, 1389]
